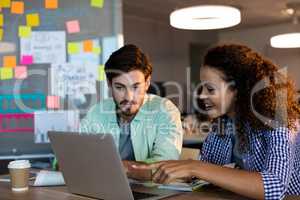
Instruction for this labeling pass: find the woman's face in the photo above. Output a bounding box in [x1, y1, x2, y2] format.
[198, 66, 237, 119]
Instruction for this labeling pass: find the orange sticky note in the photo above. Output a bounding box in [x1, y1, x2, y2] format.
[26, 13, 40, 27]
[0, 29, 3, 41]
[14, 66, 27, 79]
[47, 96, 60, 109]
[0, 0, 11, 8]
[3, 56, 16, 68]
[83, 40, 93, 52]
[11, 1, 24, 14]
[0, 14, 4, 26]
[45, 0, 58, 9]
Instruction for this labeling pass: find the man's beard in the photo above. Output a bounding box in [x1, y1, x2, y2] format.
[116, 100, 141, 117]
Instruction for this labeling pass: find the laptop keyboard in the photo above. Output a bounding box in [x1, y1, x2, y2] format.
[132, 191, 159, 200]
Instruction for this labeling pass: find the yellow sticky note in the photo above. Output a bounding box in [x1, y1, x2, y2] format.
[18, 26, 31, 38]
[98, 65, 105, 81]
[0, 29, 3, 41]
[0, 68, 13, 80]
[26, 13, 40, 27]
[68, 42, 80, 54]
[0, 0, 11, 8]
[11, 1, 24, 14]
[91, 0, 104, 8]
[3, 55, 16, 68]
[93, 46, 101, 55]
[0, 14, 4, 26]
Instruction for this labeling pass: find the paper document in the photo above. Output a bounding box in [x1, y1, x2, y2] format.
[33, 170, 65, 186]
[129, 179, 209, 192]
[158, 179, 209, 192]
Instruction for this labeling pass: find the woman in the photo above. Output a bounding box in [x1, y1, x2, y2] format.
[134, 44, 300, 199]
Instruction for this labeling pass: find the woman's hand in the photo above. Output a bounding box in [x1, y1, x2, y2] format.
[133, 160, 200, 184]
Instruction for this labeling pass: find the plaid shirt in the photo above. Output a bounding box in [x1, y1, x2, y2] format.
[200, 121, 300, 200]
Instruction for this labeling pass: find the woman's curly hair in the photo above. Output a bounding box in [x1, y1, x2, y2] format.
[201, 44, 300, 150]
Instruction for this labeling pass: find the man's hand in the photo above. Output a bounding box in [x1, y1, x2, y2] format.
[122, 160, 152, 181]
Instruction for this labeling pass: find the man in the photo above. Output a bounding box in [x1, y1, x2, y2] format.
[80, 44, 183, 180]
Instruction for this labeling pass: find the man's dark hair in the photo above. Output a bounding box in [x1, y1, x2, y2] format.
[104, 44, 152, 82]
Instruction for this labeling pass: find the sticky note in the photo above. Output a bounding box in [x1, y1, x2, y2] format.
[0, 0, 11, 8]
[0, 29, 3, 41]
[18, 26, 31, 38]
[11, 1, 24, 14]
[0, 68, 13, 80]
[66, 20, 80, 34]
[98, 65, 105, 81]
[93, 46, 101, 55]
[0, 14, 4, 26]
[47, 96, 60, 109]
[68, 42, 80, 54]
[91, 0, 104, 8]
[14, 66, 27, 79]
[26, 13, 40, 27]
[21, 55, 33, 65]
[45, 0, 58, 9]
[3, 56, 16, 68]
[83, 40, 93, 52]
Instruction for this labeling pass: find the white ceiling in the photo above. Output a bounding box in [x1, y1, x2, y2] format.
[123, 0, 300, 31]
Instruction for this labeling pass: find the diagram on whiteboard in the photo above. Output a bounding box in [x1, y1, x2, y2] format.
[51, 62, 98, 97]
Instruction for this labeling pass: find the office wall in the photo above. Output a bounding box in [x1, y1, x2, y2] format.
[123, 10, 218, 112]
[218, 23, 300, 89]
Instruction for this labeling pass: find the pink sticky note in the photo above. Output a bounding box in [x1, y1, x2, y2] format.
[21, 55, 33, 65]
[14, 66, 27, 79]
[47, 96, 60, 109]
[66, 20, 80, 34]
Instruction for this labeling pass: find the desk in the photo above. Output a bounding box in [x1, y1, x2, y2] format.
[0, 180, 250, 200]
[0, 180, 298, 200]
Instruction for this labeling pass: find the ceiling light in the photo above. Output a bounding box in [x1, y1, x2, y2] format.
[271, 33, 300, 48]
[271, 2, 300, 48]
[169, 5, 241, 30]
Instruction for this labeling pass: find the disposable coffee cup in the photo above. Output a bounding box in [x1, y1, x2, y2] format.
[8, 160, 31, 192]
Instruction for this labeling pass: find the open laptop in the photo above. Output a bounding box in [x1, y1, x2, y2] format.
[48, 131, 179, 200]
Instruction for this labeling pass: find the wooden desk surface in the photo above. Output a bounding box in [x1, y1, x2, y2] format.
[0, 180, 251, 200]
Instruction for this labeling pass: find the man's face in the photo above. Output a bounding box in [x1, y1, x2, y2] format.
[109, 70, 150, 118]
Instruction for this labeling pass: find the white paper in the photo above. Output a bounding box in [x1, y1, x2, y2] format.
[20, 31, 66, 64]
[69, 39, 100, 65]
[51, 62, 98, 97]
[33, 170, 65, 186]
[102, 36, 119, 63]
[158, 182, 193, 192]
[34, 110, 79, 143]
[158, 180, 209, 192]
[0, 42, 16, 53]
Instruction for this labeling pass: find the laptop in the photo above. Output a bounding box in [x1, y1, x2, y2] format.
[48, 131, 179, 200]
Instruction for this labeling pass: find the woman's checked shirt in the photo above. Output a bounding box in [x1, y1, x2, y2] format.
[200, 123, 300, 200]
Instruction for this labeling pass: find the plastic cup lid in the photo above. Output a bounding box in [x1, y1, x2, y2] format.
[8, 160, 31, 169]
